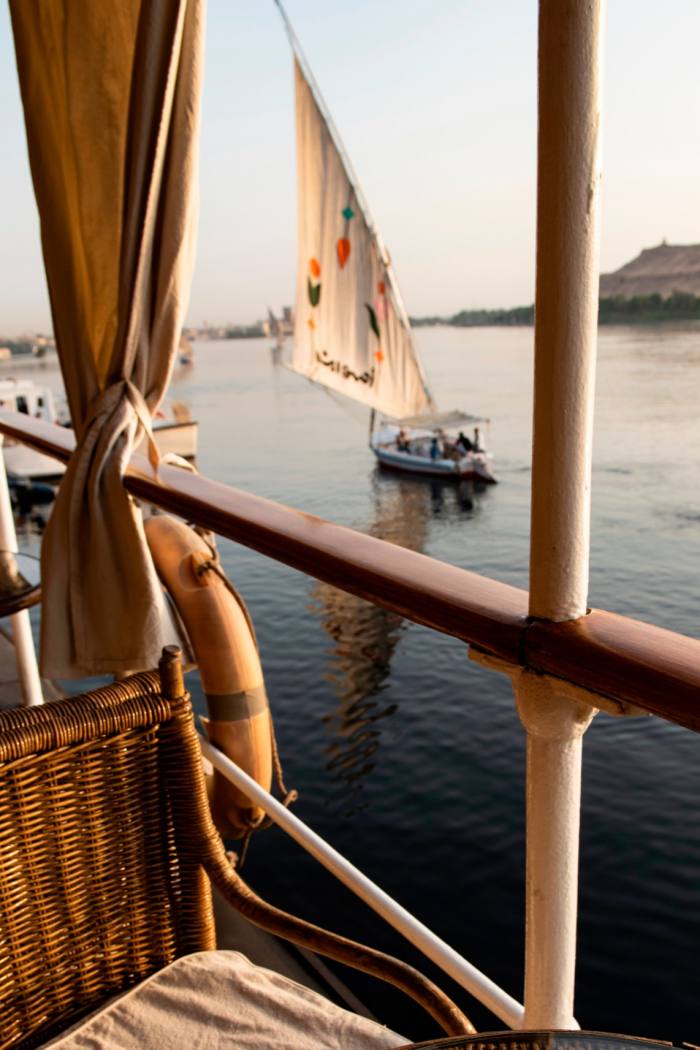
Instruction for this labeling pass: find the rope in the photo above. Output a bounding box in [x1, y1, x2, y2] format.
[270, 718, 298, 808]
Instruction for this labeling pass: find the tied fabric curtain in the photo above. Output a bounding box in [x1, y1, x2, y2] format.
[10, 0, 205, 677]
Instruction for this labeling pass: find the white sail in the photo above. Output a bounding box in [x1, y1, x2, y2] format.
[290, 57, 435, 420]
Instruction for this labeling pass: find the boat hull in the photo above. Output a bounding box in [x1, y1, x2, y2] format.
[146, 420, 198, 461]
[372, 445, 497, 483]
[4, 420, 198, 481]
[3, 443, 63, 482]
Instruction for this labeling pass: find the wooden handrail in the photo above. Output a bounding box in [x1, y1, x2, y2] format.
[126, 459, 529, 661]
[0, 411, 528, 661]
[1, 410, 699, 730]
[0, 412, 76, 459]
[526, 613, 700, 732]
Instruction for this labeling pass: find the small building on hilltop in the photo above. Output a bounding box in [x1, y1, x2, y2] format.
[600, 242, 700, 298]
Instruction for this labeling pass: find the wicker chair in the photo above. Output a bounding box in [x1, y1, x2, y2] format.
[0, 645, 473, 1048]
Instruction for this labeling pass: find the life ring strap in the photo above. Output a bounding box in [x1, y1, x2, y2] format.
[206, 685, 268, 721]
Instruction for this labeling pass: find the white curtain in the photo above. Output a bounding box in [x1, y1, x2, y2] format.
[10, 0, 205, 676]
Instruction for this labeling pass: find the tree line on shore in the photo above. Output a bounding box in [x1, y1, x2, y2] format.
[411, 291, 700, 327]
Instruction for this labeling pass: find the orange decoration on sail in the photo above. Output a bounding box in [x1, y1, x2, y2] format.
[377, 281, 386, 295]
[307, 317, 316, 330]
[374, 350, 384, 362]
[336, 238, 351, 269]
[309, 257, 321, 278]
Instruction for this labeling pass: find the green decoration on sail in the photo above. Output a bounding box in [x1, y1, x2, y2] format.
[365, 303, 380, 339]
[308, 277, 321, 307]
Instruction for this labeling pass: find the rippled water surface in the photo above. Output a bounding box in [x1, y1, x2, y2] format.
[19, 324, 700, 1042]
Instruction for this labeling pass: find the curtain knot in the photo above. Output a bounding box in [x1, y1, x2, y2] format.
[85, 379, 160, 472]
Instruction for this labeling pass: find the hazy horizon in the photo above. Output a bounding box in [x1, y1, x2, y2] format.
[1, 1, 699, 333]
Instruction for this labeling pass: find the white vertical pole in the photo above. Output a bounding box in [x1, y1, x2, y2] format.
[0, 438, 43, 706]
[530, 0, 605, 621]
[518, 0, 605, 1028]
[516, 674, 595, 1028]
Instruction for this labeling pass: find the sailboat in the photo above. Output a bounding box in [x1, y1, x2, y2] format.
[277, 2, 497, 484]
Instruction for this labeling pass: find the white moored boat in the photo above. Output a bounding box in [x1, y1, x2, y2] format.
[372, 414, 496, 483]
[150, 401, 198, 461]
[0, 380, 63, 481]
[0, 379, 197, 480]
[281, 6, 497, 484]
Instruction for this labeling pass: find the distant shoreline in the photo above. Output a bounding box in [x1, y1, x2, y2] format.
[411, 292, 700, 328]
[9, 293, 700, 348]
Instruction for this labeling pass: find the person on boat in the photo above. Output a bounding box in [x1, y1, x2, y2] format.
[473, 426, 482, 452]
[456, 430, 473, 453]
[430, 435, 440, 461]
[397, 428, 410, 452]
[439, 428, 461, 461]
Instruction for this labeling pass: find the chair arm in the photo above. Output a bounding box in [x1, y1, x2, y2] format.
[393, 1038, 483, 1049]
[206, 852, 475, 1038]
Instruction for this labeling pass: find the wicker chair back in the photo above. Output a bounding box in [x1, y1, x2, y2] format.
[0, 670, 215, 1049]
[0, 648, 473, 1046]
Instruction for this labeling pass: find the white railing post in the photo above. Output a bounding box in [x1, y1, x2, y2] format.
[520, 0, 606, 1028]
[0, 438, 43, 706]
[530, 0, 605, 620]
[515, 673, 595, 1028]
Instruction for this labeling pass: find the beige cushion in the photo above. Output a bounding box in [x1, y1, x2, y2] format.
[44, 950, 407, 1049]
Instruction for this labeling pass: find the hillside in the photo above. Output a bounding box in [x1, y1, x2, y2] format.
[600, 243, 700, 298]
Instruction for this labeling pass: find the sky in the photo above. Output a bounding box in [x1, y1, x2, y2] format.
[1, 1, 699, 333]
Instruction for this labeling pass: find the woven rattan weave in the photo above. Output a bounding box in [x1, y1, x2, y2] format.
[0, 648, 472, 1048]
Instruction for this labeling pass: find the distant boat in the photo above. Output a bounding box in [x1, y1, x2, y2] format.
[263, 307, 294, 352]
[265, 308, 283, 353]
[276, 2, 496, 484]
[0, 379, 197, 480]
[0, 380, 66, 480]
[150, 399, 198, 461]
[178, 334, 194, 366]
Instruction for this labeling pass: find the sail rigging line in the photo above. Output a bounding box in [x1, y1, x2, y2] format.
[320, 384, 372, 426]
[272, 0, 389, 296]
[272, 0, 435, 415]
[279, 359, 369, 426]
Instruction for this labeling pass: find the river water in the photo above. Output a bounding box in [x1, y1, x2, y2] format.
[16, 324, 700, 1042]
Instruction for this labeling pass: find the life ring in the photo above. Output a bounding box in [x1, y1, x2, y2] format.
[144, 514, 272, 838]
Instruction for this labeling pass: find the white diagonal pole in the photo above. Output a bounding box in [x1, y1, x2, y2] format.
[0, 437, 43, 706]
[200, 733, 525, 1029]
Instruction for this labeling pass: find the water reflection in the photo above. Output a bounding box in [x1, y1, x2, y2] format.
[428, 476, 485, 516]
[310, 471, 485, 817]
[604, 322, 700, 369]
[312, 471, 491, 815]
